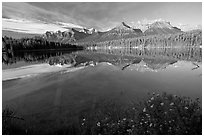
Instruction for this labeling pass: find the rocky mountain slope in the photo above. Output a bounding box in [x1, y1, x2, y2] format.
[76, 21, 184, 44]
[42, 28, 91, 43]
[97, 22, 143, 41]
[2, 20, 201, 47]
[144, 21, 182, 35]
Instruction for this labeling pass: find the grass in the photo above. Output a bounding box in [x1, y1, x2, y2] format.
[2, 92, 202, 135]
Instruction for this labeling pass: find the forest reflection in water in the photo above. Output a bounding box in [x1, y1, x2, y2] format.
[2, 46, 202, 135]
[2, 46, 202, 69]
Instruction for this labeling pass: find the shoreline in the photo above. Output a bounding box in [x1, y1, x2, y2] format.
[2, 63, 85, 81]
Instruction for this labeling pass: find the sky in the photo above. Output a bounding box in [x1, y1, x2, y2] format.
[2, 2, 202, 33]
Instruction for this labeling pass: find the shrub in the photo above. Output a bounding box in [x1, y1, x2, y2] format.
[136, 92, 202, 134]
[2, 92, 202, 135]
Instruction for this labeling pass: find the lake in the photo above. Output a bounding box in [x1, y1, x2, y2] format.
[2, 46, 202, 134]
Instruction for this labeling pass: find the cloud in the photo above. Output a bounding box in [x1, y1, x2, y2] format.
[2, 2, 143, 30]
[2, 2, 202, 32]
[3, 3, 79, 25]
[2, 18, 83, 34]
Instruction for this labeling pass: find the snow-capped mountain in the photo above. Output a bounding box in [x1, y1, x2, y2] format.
[43, 28, 92, 43]
[131, 19, 201, 32]
[2, 17, 201, 45]
[144, 21, 182, 35]
[97, 22, 143, 41]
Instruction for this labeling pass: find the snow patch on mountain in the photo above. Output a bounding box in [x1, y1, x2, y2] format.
[130, 19, 201, 32]
[88, 28, 98, 33]
[130, 19, 172, 32]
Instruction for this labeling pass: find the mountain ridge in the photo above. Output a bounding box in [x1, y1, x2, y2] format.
[3, 20, 201, 45]
[144, 21, 182, 35]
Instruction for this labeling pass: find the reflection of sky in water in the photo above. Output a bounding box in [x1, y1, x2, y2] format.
[2, 47, 202, 117]
[123, 61, 201, 99]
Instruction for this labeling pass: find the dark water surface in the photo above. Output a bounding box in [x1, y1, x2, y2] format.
[2, 47, 202, 131]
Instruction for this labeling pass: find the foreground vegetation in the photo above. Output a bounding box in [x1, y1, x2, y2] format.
[2, 92, 202, 135]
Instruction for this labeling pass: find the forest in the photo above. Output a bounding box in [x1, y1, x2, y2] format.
[79, 31, 202, 48]
[2, 36, 83, 53]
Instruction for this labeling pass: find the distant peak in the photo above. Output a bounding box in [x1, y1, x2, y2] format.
[150, 21, 173, 29]
[114, 22, 132, 30]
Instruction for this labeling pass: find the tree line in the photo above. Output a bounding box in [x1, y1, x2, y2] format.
[79, 31, 202, 48]
[2, 36, 83, 53]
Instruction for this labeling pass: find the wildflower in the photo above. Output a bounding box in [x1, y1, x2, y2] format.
[123, 118, 126, 121]
[83, 118, 86, 121]
[97, 122, 101, 126]
[150, 104, 154, 108]
[132, 125, 135, 127]
[170, 102, 174, 106]
[132, 107, 135, 110]
[159, 128, 162, 131]
[169, 109, 172, 111]
[152, 92, 155, 95]
[82, 123, 84, 126]
[164, 112, 167, 115]
[151, 97, 154, 100]
[127, 129, 132, 132]
[144, 121, 147, 124]
[143, 108, 146, 112]
[130, 120, 134, 122]
[185, 107, 188, 109]
[146, 114, 150, 118]
[149, 123, 153, 127]
[160, 103, 164, 106]
[140, 122, 143, 125]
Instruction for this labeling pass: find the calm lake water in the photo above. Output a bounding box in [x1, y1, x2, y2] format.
[2, 46, 202, 130]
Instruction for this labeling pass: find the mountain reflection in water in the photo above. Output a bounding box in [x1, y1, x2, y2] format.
[2, 46, 202, 133]
[2, 47, 202, 70]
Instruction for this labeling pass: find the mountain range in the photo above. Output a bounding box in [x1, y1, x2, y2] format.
[42, 21, 184, 43]
[3, 20, 201, 44]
